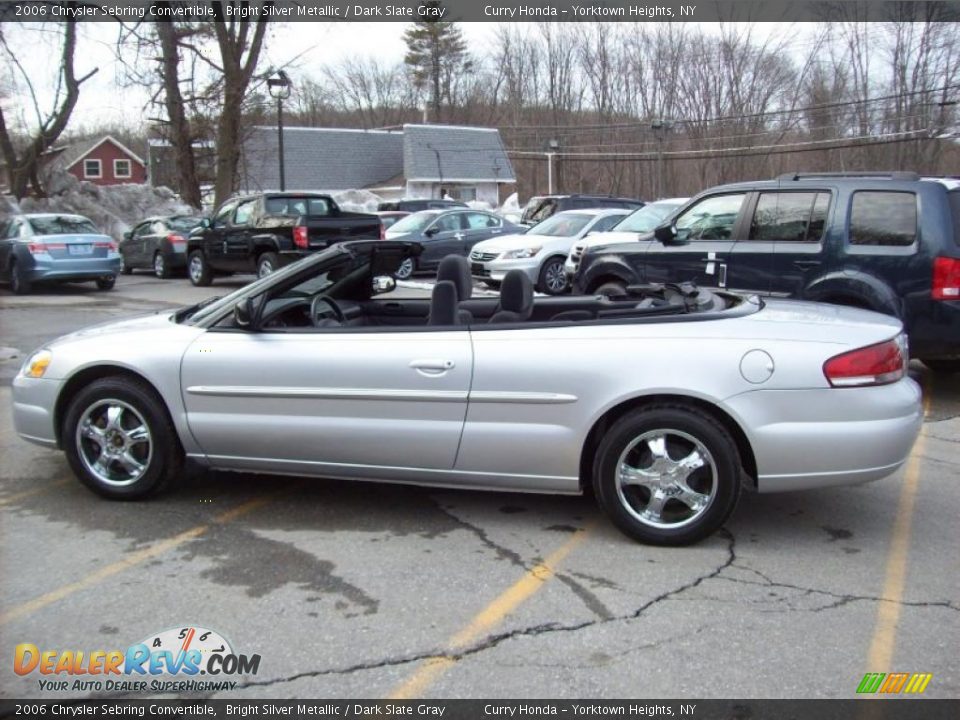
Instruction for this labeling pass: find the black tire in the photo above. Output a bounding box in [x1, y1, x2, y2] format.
[120, 253, 133, 275]
[153, 251, 172, 279]
[188, 250, 212, 286]
[594, 281, 628, 298]
[9, 261, 31, 295]
[922, 358, 960, 374]
[257, 251, 280, 278]
[395, 256, 416, 280]
[593, 404, 741, 546]
[537, 256, 569, 295]
[96, 276, 116, 291]
[62, 376, 183, 499]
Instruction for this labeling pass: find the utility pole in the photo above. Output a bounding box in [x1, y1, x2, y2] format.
[267, 70, 292, 191]
[546, 138, 559, 194]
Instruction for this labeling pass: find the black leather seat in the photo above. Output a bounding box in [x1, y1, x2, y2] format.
[436, 255, 473, 324]
[489, 270, 534, 323]
[427, 281, 459, 326]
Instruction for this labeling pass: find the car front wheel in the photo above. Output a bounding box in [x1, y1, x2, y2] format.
[188, 250, 212, 286]
[9, 261, 31, 295]
[395, 257, 415, 280]
[63, 377, 183, 499]
[593, 404, 741, 545]
[538, 257, 569, 295]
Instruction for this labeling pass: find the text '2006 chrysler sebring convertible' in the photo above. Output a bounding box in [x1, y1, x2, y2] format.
[12, 241, 922, 545]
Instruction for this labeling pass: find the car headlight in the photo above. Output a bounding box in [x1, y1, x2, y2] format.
[21, 349, 52, 378]
[503, 247, 541, 259]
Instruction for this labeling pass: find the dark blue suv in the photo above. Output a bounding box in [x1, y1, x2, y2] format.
[573, 172, 960, 372]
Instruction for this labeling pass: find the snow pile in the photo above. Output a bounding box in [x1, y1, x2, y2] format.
[14, 172, 194, 241]
[330, 189, 382, 213]
[497, 192, 523, 223]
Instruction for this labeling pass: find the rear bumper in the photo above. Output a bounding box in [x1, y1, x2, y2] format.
[12, 376, 62, 448]
[905, 299, 960, 360]
[24, 257, 120, 282]
[724, 379, 923, 492]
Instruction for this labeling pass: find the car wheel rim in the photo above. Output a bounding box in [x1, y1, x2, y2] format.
[75, 399, 153, 487]
[189, 256, 203, 282]
[545, 262, 566, 292]
[258, 260, 274, 278]
[396, 258, 413, 279]
[154, 255, 164, 277]
[615, 428, 718, 530]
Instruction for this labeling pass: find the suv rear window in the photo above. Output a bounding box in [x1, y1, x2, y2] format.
[850, 191, 917, 246]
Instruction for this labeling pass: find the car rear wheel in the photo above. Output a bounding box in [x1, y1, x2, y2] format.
[594, 281, 627, 298]
[9, 261, 31, 295]
[593, 404, 741, 545]
[257, 252, 280, 278]
[922, 358, 960, 374]
[154, 252, 171, 279]
[96, 276, 116, 291]
[538, 257, 569, 295]
[188, 250, 212, 286]
[63, 377, 182, 499]
[395, 257, 415, 280]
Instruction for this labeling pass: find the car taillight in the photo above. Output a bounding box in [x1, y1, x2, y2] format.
[27, 243, 65, 254]
[94, 241, 118, 251]
[293, 226, 309, 249]
[932, 256, 960, 300]
[823, 337, 906, 387]
[167, 233, 187, 248]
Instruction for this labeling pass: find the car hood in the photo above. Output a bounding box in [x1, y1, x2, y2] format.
[49, 311, 182, 347]
[581, 230, 654, 252]
[473, 232, 569, 253]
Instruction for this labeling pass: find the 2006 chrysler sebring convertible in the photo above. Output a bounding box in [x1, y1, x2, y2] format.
[13, 241, 922, 545]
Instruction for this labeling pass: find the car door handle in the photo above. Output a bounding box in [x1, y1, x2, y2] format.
[454, 233, 464, 240]
[410, 359, 455, 373]
[792, 260, 821, 270]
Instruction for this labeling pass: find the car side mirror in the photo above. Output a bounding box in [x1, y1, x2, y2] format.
[372, 275, 396, 294]
[122, 231, 132, 241]
[424, 227, 439, 237]
[200, 218, 211, 229]
[234, 298, 255, 329]
[655, 223, 686, 246]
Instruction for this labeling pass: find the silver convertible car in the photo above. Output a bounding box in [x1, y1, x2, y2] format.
[13, 241, 922, 545]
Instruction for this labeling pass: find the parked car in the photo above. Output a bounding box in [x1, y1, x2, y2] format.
[0, 214, 120, 295]
[120, 215, 203, 279]
[186, 192, 382, 285]
[470, 208, 631, 294]
[565, 199, 688, 279]
[375, 211, 410, 231]
[384, 208, 523, 278]
[12, 241, 921, 545]
[520, 194, 645, 225]
[574, 173, 960, 372]
[377, 199, 467, 212]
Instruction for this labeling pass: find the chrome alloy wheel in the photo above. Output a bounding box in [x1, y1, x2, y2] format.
[75, 399, 153, 487]
[189, 255, 204, 283]
[544, 260, 567, 292]
[154, 253, 166, 277]
[616, 429, 718, 529]
[258, 258, 274, 278]
[395, 257, 414, 279]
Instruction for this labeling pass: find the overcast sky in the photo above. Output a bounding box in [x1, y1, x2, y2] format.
[1, 21, 808, 135]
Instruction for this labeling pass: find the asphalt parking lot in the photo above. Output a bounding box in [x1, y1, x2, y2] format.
[1, 273, 958, 700]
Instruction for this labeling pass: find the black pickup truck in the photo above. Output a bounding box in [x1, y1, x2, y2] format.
[186, 192, 382, 285]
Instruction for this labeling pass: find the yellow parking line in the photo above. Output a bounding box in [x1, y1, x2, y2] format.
[388, 524, 592, 699]
[0, 478, 70, 507]
[864, 373, 932, 672]
[0, 495, 275, 625]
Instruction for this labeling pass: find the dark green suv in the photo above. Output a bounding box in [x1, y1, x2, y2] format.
[573, 172, 960, 371]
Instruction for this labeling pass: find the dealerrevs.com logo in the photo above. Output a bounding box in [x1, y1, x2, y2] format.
[14, 626, 261, 693]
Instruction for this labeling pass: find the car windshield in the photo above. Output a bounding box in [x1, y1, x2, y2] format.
[167, 216, 203, 232]
[527, 213, 593, 237]
[28, 216, 98, 235]
[613, 203, 682, 233]
[388, 212, 438, 234]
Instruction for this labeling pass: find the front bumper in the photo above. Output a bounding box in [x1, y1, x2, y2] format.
[564, 257, 579, 278]
[12, 375, 63, 448]
[470, 257, 540, 284]
[25, 256, 120, 283]
[724, 378, 923, 492]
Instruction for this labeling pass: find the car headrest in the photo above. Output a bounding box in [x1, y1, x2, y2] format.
[499, 270, 534, 316]
[436, 255, 472, 300]
[428, 280, 459, 326]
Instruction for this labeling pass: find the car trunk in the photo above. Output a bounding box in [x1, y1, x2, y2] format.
[33, 235, 113, 259]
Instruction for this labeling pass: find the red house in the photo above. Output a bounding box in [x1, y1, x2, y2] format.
[64, 135, 147, 186]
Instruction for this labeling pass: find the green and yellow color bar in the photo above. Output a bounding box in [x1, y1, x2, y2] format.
[857, 672, 933, 694]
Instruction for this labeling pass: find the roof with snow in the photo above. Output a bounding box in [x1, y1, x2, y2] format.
[402, 124, 515, 183]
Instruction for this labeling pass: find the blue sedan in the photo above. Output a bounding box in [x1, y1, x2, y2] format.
[1, 214, 121, 294]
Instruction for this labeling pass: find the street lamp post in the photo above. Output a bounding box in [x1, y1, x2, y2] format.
[546, 138, 559, 194]
[651, 119, 672, 199]
[267, 70, 292, 191]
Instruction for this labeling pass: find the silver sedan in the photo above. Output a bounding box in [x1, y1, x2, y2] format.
[12, 241, 922, 545]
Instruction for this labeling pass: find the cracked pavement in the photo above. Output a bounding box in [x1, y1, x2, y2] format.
[1, 274, 958, 700]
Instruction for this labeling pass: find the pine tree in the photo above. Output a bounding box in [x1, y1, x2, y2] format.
[403, 2, 470, 123]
